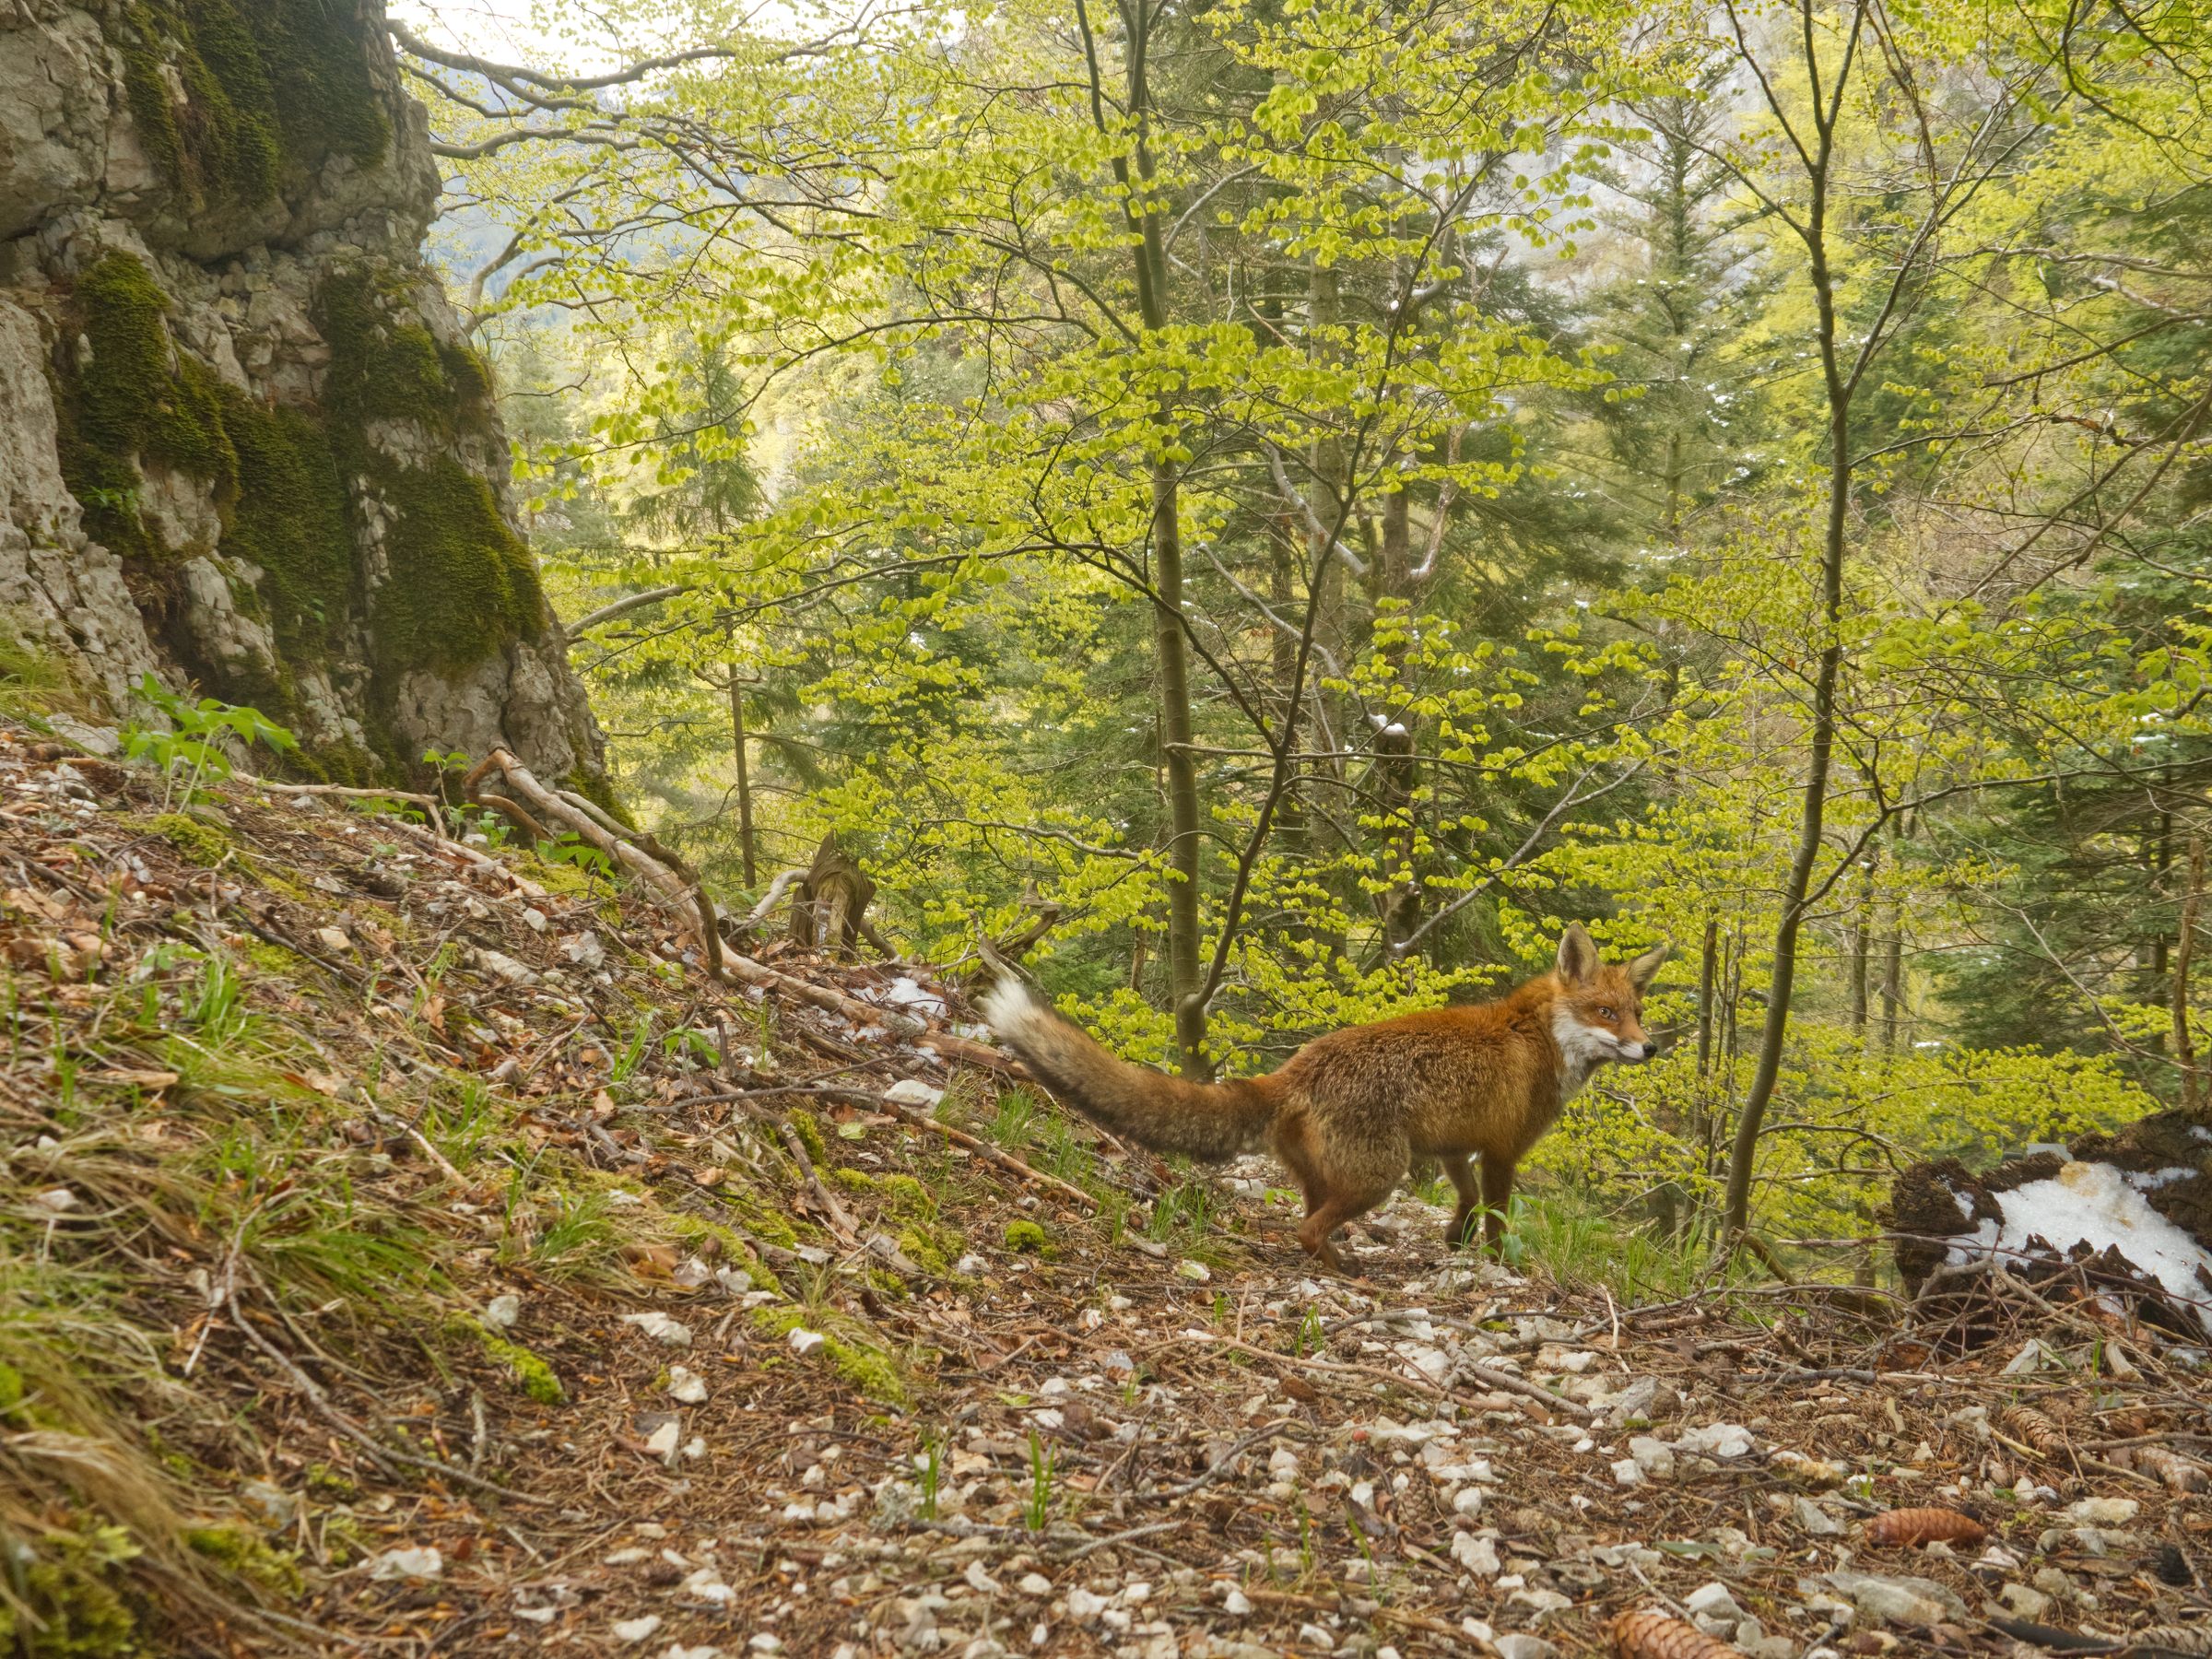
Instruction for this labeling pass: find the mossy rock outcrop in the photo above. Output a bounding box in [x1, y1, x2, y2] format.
[0, 0, 606, 794]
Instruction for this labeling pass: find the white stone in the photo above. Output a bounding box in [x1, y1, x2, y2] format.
[1824, 1571, 1968, 1628]
[2065, 1497, 2137, 1526]
[789, 1327, 827, 1358]
[483, 1293, 521, 1329]
[1793, 1496, 1845, 1536]
[368, 1547, 442, 1581]
[1450, 1532, 1500, 1576]
[613, 1616, 664, 1643]
[1677, 1422, 1756, 1458]
[665, 1365, 710, 1404]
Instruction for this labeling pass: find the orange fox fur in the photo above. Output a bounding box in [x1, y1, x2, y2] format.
[982, 925, 1668, 1270]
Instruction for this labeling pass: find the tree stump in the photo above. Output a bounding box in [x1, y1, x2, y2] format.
[789, 832, 877, 959]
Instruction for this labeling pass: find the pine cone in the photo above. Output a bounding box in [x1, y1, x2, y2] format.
[2132, 1445, 2208, 1494]
[1864, 1506, 1989, 1548]
[1609, 1610, 1740, 1659]
[2000, 1404, 2066, 1457]
[2123, 1626, 2212, 1659]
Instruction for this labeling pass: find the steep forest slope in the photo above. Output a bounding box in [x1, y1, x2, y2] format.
[0, 0, 602, 786]
[3, 715, 2206, 1656]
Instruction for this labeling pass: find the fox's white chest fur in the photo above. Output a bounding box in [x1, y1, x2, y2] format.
[1550, 1006, 1620, 1104]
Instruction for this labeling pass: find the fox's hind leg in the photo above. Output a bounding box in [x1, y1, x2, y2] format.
[1442, 1153, 1484, 1249]
[1273, 1114, 1397, 1277]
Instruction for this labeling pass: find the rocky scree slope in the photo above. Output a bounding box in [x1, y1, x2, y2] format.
[0, 0, 603, 787]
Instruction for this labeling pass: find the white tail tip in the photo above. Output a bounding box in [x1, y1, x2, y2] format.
[980, 977, 1043, 1037]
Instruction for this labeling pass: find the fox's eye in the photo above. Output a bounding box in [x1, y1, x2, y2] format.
[1597, 1006, 1616, 1019]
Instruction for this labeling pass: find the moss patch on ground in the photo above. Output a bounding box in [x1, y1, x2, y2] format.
[453, 1318, 565, 1406]
[145, 812, 230, 866]
[748, 1305, 908, 1406]
[181, 1523, 302, 1597]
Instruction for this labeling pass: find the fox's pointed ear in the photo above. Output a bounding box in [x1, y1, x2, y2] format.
[1627, 941, 1671, 992]
[1557, 924, 1598, 984]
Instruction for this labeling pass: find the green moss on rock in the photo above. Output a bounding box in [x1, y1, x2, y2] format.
[373, 458, 544, 674]
[56, 253, 237, 559]
[110, 0, 387, 214]
[564, 765, 636, 830]
[315, 269, 545, 680]
[219, 391, 352, 657]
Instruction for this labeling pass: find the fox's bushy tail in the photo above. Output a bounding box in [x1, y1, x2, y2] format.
[980, 981, 1278, 1161]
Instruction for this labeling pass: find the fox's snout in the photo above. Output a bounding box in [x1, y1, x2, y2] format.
[1618, 1038, 1656, 1064]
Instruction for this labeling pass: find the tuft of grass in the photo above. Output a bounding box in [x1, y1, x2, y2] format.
[0, 623, 88, 723]
[985, 1089, 1036, 1148]
[1145, 1173, 1218, 1255]
[1505, 1187, 1735, 1302]
[1024, 1429, 1056, 1532]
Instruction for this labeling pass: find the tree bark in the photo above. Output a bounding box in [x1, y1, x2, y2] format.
[727, 661, 759, 889]
[1722, 53, 1854, 1241]
[1079, 0, 1207, 1076]
[2174, 833, 2203, 1116]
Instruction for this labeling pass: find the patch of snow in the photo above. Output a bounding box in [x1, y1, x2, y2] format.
[2124, 1166, 2194, 1193]
[1956, 1161, 2212, 1335]
[877, 976, 948, 1016]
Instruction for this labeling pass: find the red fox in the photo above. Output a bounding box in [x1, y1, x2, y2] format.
[982, 925, 1667, 1270]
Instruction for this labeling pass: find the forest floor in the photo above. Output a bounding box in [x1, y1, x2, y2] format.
[1, 719, 2207, 1658]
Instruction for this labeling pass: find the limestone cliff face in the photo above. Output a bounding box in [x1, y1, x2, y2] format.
[0, 0, 604, 787]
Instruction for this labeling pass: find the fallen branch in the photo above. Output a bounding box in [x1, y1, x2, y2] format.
[475, 791, 550, 846]
[776, 1120, 860, 1241]
[732, 867, 809, 936]
[476, 749, 711, 955]
[719, 951, 926, 1039]
[251, 779, 445, 830]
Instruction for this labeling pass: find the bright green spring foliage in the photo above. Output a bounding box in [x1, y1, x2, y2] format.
[411, 0, 2212, 1257]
